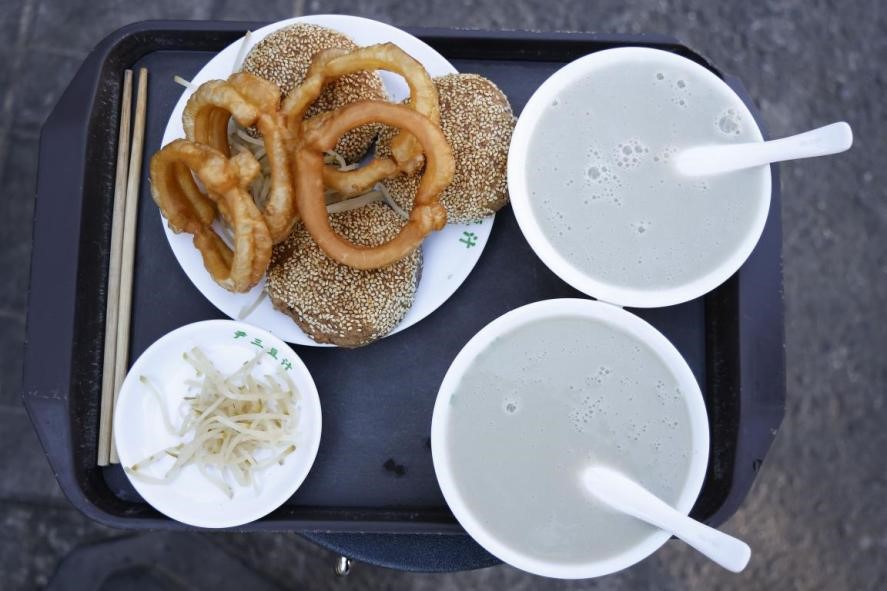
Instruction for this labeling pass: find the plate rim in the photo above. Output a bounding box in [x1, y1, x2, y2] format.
[113, 319, 323, 528]
[158, 14, 495, 347]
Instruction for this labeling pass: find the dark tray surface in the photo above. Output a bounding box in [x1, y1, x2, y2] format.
[23, 22, 784, 552]
[115, 47, 705, 514]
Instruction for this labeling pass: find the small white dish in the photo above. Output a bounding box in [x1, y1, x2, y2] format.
[431, 299, 709, 578]
[159, 15, 494, 346]
[114, 320, 322, 528]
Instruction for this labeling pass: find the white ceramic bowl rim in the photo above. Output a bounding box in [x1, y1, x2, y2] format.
[431, 299, 710, 579]
[507, 47, 772, 308]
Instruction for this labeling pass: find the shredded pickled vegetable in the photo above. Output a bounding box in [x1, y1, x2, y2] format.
[376, 182, 410, 220]
[226, 131, 375, 215]
[238, 289, 268, 320]
[323, 150, 360, 172]
[125, 347, 299, 498]
[232, 31, 252, 74]
[229, 126, 273, 209]
[325, 190, 384, 214]
[173, 75, 195, 90]
[228, 125, 381, 216]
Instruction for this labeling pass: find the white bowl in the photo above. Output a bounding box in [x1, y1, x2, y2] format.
[114, 320, 322, 528]
[507, 47, 771, 308]
[431, 299, 709, 578]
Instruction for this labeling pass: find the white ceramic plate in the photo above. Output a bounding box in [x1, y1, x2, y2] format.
[114, 320, 322, 528]
[159, 15, 494, 346]
[431, 299, 709, 578]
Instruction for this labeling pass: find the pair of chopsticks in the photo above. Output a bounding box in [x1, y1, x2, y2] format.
[97, 68, 149, 466]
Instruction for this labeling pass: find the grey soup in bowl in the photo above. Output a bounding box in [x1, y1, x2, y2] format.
[431, 299, 709, 579]
[508, 47, 771, 307]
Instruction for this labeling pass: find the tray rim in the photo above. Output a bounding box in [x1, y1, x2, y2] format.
[22, 19, 785, 537]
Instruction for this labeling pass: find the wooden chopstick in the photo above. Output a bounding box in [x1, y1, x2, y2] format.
[97, 70, 134, 466]
[109, 67, 149, 465]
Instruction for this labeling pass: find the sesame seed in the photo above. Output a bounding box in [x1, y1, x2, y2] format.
[266, 202, 421, 348]
[242, 24, 388, 162]
[377, 74, 516, 223]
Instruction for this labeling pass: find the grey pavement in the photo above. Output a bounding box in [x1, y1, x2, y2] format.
[1, 0, 885, 589]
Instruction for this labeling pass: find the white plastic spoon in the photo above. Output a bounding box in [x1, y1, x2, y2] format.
[582, 465, 751, 573]
[674, 121, 853, 177]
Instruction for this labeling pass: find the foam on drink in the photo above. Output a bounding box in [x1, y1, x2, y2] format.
[526, 57, 769, 292]
[445, 316, 694, 564]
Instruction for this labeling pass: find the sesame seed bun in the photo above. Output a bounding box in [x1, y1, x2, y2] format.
[266, 202, 421, 348]
[242, 23, 388, 162]
[377, 74, 516, 223]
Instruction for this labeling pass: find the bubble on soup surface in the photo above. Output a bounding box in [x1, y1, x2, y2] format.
[716, 110, 742, 135]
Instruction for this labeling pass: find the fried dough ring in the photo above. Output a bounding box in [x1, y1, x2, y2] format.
[150, 139, 272, 292]
[183, 73, 297, 243]
[282, 43, 440, 197]
[294, 101, 454, 270]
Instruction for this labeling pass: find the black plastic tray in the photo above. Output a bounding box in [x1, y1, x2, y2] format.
[23, 21, 785, 540]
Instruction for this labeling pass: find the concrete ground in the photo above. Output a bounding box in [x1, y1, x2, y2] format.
[1, 0, 884, 588]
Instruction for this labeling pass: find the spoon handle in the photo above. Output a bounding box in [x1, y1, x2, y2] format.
[584, 467, 751, 572]
[752, 121, 853, 163]
[675, 121, 853, 176]
[648, 504, 752, 573]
